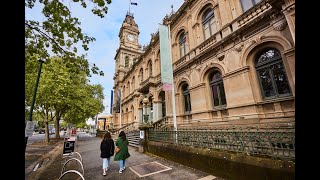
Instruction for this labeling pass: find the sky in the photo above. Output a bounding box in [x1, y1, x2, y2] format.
[26, 0, 185, 116]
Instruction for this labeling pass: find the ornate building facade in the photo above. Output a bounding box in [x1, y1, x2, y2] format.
[112, 0, 295, 130]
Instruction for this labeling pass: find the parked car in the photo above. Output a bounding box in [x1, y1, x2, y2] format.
[49, 128, 56, 134]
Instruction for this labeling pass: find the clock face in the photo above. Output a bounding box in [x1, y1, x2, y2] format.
[127, 34, 135, 42]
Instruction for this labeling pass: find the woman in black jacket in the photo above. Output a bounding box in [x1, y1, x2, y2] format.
[100, 132, 115, 176]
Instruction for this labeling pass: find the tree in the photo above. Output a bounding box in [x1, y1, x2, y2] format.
[25, 0, 111, 77]
[63, 84, 104, 126]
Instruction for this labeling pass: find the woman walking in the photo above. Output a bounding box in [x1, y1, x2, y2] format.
[100, 132, 115, 176]
[114, 131, 130, 173]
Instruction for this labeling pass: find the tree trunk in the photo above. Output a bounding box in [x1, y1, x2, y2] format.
[44, 121, 50, 143]
[55, 115, 61, 139]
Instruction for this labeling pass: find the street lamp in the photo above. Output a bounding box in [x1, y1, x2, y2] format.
[143, 96, 149, 124]
[25, 58, 46, 151]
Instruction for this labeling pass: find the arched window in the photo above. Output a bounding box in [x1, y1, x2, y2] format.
[182, 83, 191, 113]
[179, 32, 186, 57]
[148, 61, 153, 77]
[159, 91, 166, 117]
[140, 68, 144, 82]
[132, 76, 135, 91]
[202, 8, 216, 40]
[240, 0, 261, 12]
[125, 56, 129, 68]
[255, 48, 291, 99]
[209, 70, 227, 107]
[127, 82, 130, 95]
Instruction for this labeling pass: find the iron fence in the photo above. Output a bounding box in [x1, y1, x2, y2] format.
[149, 127, 295, 160]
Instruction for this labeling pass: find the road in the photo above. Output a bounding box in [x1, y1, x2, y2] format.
[27, 131, 66, 145]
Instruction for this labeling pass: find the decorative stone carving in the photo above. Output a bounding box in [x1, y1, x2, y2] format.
[273, 18, 288, 31]
[234, 43, 244, 52]
[218, 54, 225, 61]
[192, 22, 199, 29]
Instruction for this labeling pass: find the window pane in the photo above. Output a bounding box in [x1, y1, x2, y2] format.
[271, 63, 291, 95]
[212, 85, 219, 106]
[241, 0, 254, 12]
[184, 95, 189, 112]
[187, 94, 191, 112]
[204, 25, 210, 40]
[218, 82, 227, 105]
[256, 49, 282, 66]
[149, 63, 152, 77]
[180, 45, 185, 57]
[258, 68, 275, 97]
[210, 19, 216, 35]
[202, 8, 214, 22]
[211, 71, 221, 81]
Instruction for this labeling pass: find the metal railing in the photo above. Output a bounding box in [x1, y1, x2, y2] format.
[149, 127, 295, 160]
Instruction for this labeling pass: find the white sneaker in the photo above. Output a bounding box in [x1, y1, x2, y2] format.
[119, 169, 123, 173]
[103, 171, 106, 176]
[122, 167, 126, 171]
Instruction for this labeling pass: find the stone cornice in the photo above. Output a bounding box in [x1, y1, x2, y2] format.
[189, 83, 205, 91]
[223, 66, 250, 80]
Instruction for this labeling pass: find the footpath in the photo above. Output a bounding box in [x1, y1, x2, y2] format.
[26, 132, 225, 180]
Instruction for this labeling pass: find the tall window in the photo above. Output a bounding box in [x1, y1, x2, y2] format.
[209, 71, 227, 107]
[179, 32, 186, 57]
[127, 82, 130, 95]
[140, 69, 144, 82]
[182, 84, 191, 113]
[148, 61, 153, 77]
[160, 91, 166, 117]
[240, 0, 261, 12]
[125, 56, 129, 68]
[132, 76, 135, 91]
[255, 48, 291, 99]
[202, 8, 216, 40]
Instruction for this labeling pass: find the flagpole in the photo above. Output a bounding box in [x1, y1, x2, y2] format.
[129, 0, 131, 13]
[167, 23, 177, 132]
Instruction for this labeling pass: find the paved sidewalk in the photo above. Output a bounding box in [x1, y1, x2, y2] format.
[36, 133, 224, 180]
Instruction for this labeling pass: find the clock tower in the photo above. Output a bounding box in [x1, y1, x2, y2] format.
[114, 13, 142, 72]
[114, 12, 142, 91]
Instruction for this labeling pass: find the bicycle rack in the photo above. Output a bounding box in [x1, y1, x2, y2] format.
[60, 158, 84, 177]
[67, 151, 83, 164]
[58, 170, 85, 180]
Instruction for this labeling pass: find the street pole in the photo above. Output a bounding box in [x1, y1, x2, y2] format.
[167, 23, 177, 132]
[25, 58, 46, 151]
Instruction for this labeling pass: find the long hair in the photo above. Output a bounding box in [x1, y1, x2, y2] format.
[103, 132, 111, 140]
[119, 131, 126, 141]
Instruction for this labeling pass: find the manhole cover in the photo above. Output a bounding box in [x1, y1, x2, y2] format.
[129, 161, 172, 177]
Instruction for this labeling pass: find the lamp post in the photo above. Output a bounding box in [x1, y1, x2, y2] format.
[25, 58, 46, 151]
[143, 96, 149, 124]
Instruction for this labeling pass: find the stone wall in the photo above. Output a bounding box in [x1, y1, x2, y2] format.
[146, 141, 294, 180]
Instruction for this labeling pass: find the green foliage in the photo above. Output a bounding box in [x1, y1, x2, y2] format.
[25, 0, 112, 76]
[75, 122, 87, 129]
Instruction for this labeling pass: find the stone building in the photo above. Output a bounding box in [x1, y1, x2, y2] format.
[112, 0, 295, 130]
